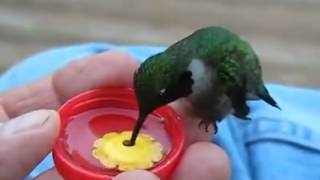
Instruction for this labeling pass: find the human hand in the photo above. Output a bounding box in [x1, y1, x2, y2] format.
[0, 51, 230, 180]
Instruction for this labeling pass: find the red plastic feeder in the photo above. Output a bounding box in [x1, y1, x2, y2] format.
[52, 87, 185, 180]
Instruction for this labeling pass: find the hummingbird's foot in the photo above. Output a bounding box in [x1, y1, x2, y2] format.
[198, 121, 210, 132]
[198, 120, 218, 133]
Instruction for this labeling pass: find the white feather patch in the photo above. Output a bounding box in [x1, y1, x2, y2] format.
[187, 59, 214, 95]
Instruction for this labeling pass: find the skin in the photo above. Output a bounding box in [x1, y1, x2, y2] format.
[0, 51, 230, 180]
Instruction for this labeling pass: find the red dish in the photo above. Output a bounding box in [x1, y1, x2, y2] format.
[52, 87, 185, 180]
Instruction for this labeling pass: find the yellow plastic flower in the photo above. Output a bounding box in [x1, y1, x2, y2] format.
[92, 131, 164, 171]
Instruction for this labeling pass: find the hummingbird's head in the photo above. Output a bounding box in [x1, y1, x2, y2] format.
[134, 53, 194, 116]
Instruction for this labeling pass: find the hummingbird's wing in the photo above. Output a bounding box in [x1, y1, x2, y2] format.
[214, 55, 252, 120]
[215, 56, 243, 90]
[229, 78, 251, 120]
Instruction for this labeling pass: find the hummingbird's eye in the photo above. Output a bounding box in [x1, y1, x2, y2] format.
[159, 88, 167, 96]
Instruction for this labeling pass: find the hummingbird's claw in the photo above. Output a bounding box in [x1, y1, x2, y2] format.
[198, 121, 211, 132]
[198, 120, 218, 134]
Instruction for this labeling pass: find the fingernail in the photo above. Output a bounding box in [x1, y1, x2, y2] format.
[1, 110, 55, 135]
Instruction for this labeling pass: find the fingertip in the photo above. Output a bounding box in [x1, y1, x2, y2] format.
[41, 110, 60, 139]
[114, 170, 160, 180]
[173, 142, 230, 180]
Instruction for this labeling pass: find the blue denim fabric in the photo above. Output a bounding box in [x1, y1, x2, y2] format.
[1, 43, 319, 180]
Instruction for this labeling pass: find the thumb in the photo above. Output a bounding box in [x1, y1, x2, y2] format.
[114, 170, 160, 180]
[0, 110, 60, 180]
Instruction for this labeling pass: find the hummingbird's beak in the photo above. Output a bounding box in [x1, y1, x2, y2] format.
[123, 113, 147, 146]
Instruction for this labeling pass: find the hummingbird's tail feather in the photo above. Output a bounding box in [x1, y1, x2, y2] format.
[257, 85, 281, 109]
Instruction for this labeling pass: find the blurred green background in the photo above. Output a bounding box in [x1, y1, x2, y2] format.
[0, 0, 319, 87]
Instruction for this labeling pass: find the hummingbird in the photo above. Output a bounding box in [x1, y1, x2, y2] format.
[123, 26, 280, 146]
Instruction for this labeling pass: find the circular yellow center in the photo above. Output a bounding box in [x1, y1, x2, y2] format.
[92, 131, 163, 171]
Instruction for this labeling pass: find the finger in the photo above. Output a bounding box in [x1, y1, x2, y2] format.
[1, 51, 139, 119]
[0, 96, 9, 121]
[172, 142, 230, 180]
[0, 77, 58, 121]
[170, 99, 215, 146]
[114, 170, 160, 180]
[0, 110, 59, 180]
[32, 144, 230, 180]
[35, 169, 160, 180]
[34, 168, 63, 180]
[53, 50, 138, 102]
